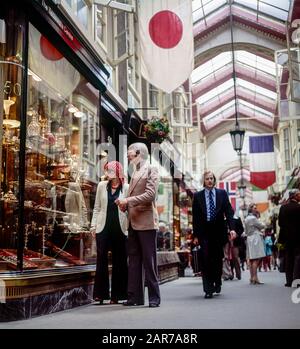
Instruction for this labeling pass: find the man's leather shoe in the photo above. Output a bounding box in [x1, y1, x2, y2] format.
[204, 293, 213, 299]
[149, 303, 160, 308]
[214, 285, 221, 294]
[123, 301, 144, 306]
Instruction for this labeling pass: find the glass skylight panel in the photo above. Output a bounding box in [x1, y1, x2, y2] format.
[258, 2, 288, 21]
[203, 0, 226, 16]
[235, 51, 276, 76]
[234, 0, 289, 21]
[204, 104, 235, 128]
[192, 52, 232, 84]
[238, 86, 276, 104]
[238, 99, 273, 117]
[234, 0, 258, 11]
[192, 0, 227, 23]
[204, 99, 235, 121]
[196, 79, 234, 104]
[262, 0, 290, 11]
[237, 79, 277, 99]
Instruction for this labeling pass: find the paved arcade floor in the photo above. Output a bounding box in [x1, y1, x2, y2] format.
[0, 269, 299, 329]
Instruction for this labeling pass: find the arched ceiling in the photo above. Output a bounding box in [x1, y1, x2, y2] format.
[205, 115, 274, 148]
[192, 0, 289, 139]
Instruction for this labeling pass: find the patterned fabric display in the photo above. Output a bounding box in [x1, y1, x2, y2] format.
[209, 190, 216, 220]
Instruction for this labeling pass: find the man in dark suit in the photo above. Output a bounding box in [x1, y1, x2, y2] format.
[192, 170, 236, 299]
[278, 189, 300, 287]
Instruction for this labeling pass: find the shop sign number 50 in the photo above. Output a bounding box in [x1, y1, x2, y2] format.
[4, 80, 22, 96]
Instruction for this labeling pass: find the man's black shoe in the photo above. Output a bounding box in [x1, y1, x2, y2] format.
[149, 303, 160, 308]
[285, 283, 292, 287]
[204, 293, 213, 299]
[123, 301, 144, 306]
[214, 285, 221, 294]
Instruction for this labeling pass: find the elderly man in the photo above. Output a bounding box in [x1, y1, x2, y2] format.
[278, 189, 300, 287]
[192, 170, 236, 299]
[116, 143, 160, 307]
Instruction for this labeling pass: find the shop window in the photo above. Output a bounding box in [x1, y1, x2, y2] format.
[149, 85, 159, 109]
[65, 0, 89, 29]
[157, 178, 174, 251]
[297, 120, 300, 142]
[95, 5, 107, 48]
[110, 10, 133, 66]
[0, 13, 25, 271]
[9, 23, 101, 271]
[283, 128, 291, 171]
[127, 33, 140, 93]
[171, 91, 192, 127]
[192, 158, 197, 173]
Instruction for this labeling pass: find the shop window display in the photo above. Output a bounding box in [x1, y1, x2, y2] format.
[157, 179, 174, 251]
[0, 13, 24, 270]
[0, 22, 100, 271]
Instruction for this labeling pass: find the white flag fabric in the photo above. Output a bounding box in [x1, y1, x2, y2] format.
[138, 0, 194, 93]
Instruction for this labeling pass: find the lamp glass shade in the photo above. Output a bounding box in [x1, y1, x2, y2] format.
[238, 185, 246, 199]
[230, 128, 245, 152]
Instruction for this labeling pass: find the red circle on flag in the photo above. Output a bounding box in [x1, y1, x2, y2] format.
[148, 10, 183, 49]
[40, 35, 63, 61]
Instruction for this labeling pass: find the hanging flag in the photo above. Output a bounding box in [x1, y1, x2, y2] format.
[218, 181, 237, 211]
[249, 135, 276, 212]
[249, 135, 276, 190]
[138, 0, 194, 93]
[251, 184, 269, 213]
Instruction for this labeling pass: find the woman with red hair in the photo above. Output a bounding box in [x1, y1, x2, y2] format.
[90, 161, 129, 304]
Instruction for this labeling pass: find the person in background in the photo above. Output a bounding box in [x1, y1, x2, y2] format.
[244, 203, 265, 285]
[278, 189, 300, 287]
[164, 227, 173, 251]
[262, 229, 273, 272]
[230, 215, 244, 280]
[90, 161, 129, 305]
[157, 222, 166, 251]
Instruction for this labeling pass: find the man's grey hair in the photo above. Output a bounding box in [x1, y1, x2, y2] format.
[289, 188, 300, 199]
[128, 142, 149, 160]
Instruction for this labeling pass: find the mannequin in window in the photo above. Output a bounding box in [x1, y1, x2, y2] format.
[64, 169, 89, 232]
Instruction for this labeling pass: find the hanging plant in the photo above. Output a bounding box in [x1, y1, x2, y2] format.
[143, 117, 170, 144]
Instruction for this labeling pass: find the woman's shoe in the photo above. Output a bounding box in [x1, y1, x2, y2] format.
[254, 280, 264, 285]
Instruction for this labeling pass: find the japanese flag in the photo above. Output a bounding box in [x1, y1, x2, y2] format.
[139, 0, 194, 93]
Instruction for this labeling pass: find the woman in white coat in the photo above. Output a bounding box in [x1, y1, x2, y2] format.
[90, 161, 128, 304]
[244, 203, 266, 285]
